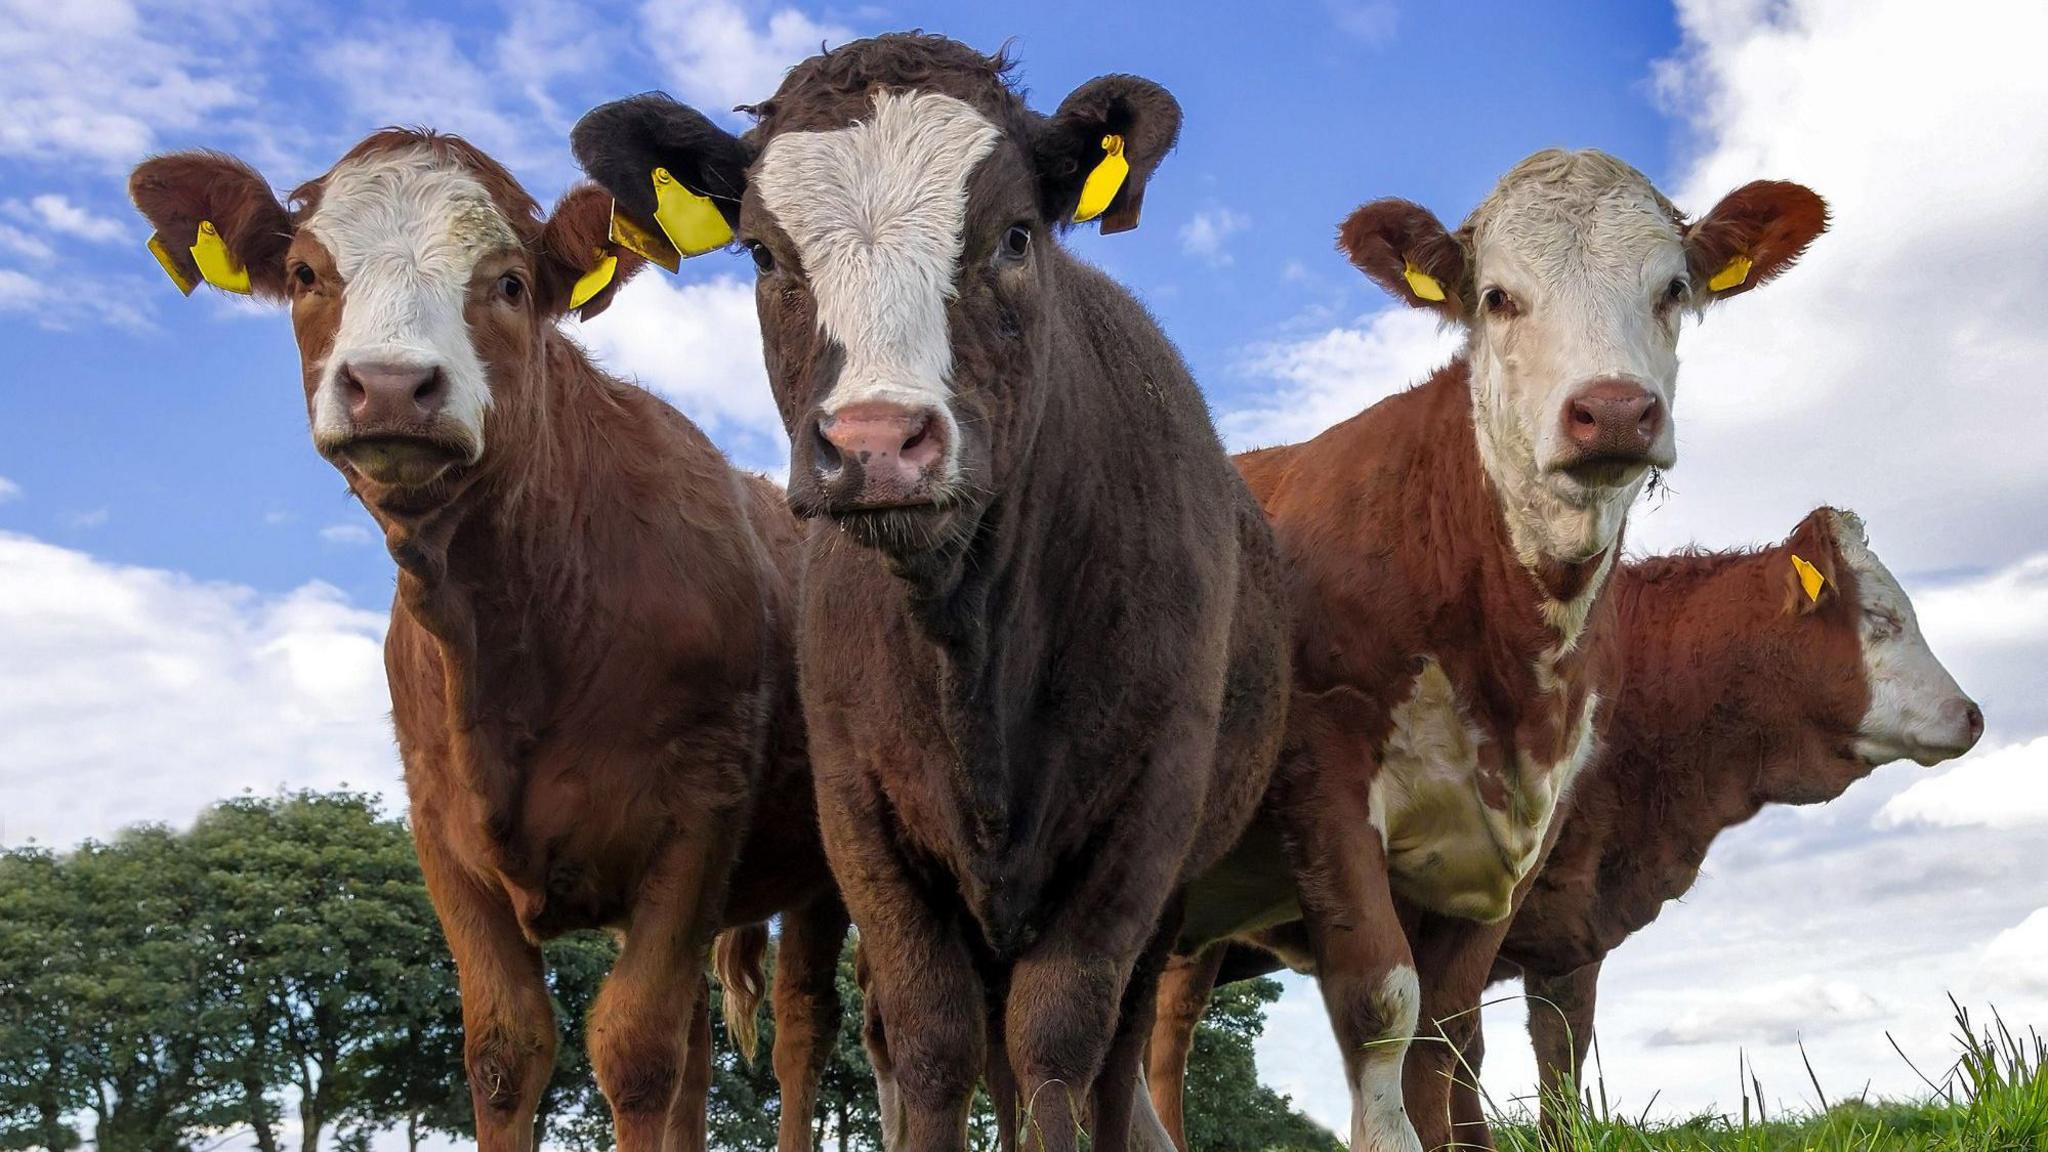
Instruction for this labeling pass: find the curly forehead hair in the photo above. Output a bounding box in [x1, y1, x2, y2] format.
[741, 32, 1032, 140]
[1462, 148, 1688, 235]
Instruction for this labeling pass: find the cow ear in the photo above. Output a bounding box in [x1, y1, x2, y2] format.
[538, 183, 649, 322]
[1685, 180, 1829, 303]
[1035, 75, 1181, 235]
[1338, 199, 1469, 319]
[1784, 508, 1843, 616]
[570, 94, 755, 271]
[129, 152, 293, 301]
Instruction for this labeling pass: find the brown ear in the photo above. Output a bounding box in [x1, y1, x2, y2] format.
[539, 183, 650, 322]
[1783, 507, 1843, 616]
[1337, 199, 1468, 319]
[129, 152, 294, 301]
[1685, 180, 1829, 303]
[1036, 74, 1182, 235]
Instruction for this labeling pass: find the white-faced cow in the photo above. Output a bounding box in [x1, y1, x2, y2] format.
[129, 132, 848, 1152]
[1158, 150, 1828, 1152]
[1147, 507, 1981, 1151]
[572, 33, 1289, 1152]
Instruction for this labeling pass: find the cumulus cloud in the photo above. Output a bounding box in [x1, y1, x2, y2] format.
[1984, 908, 2048, 992]
[573, 273, 790, 472]
[639, 0, 855, 120]
[1646, 978, 1885, 1047]
[5, 194, 126, 243]
[0, 475, 20, 503]
[1179, 206, 1250, 267]
[0, 532, 395, 848]
[1219, 307, 1464, 450]
[319, 522, 376, 546]
[316, 22, 548, 175]
[1877, 736, 2048, 832]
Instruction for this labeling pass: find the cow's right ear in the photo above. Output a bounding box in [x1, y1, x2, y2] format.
[129, 152, 293, 301]
[1783, 507, 1844, 617]
[570, 94, 754, 270]
[1338, 199, 1469, 320]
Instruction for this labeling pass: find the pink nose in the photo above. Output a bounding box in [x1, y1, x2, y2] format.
[1949, 698, 1986, 750]
[342, 361, 447, 428]
[1562, 378, 1663, 460]
[814, 402, 947, 508]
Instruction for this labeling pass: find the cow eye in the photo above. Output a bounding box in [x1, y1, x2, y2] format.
[999, 223, 1032, 262]
[748, 241, 775, 275]
[292, 263, 316, 289]
[1665, 277, 1690, 304]
[497, 273, 525, 303]
[1482, 287, 1517, 317]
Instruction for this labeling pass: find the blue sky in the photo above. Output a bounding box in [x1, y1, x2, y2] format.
[5, 0, 2048, 1135]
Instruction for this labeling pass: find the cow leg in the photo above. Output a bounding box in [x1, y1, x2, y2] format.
[413, 822, 554, 1152]
[1403, 920, 1513, 1152]
[988, 999, 1020, 1152]
[773, 892, 851, 1152]
[666, 981, 715, 1152]
[1447, 1016, 1487, 1146]
[1087, 918, 1177, 1152]
[1527, 961, 1600, 1147]
[587, 826, 732, 1152]
[1147, 944, 1227, 1151]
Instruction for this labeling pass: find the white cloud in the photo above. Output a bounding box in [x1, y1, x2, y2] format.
[1647, 977, 1885, 1047]
[316, 22, 544, 174]
[1984, 908, 2048, 992]
[319, 522, 376, 546]
[1914, 553, 2048, 653]
[1179, 206, 1250, 267]
[0, 223, 56, 262]
[638, 0, 854, 120]
[1877, 736, 2048, 831]
[1219, 307, 1464, 450]
[573, 273, 791, 472]
[62, 507, 109, 529]
[0, 475, 20, 502]
[4, 194, 125, 243]
[0, 532, 395, 848]
[1326, 0, 1400, 45]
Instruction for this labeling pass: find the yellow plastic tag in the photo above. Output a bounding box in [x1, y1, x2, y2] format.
[609, 201, 682, 274]
[569, 253, 618, 310]
[1790, 553, 1826, 603]
[1072, 135, 1129, 224]
[147, 233, 197, 296]
[189, 221, 252, 295]
[1403, 260, 1446, 302]
[651, 168, 733, 258]
[1708, 253, 1753, 293]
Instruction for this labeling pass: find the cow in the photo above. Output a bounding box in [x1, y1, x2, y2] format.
[1146, 506, 1983, 1150]
[128, 131, 848, 1152]
[1153, 150, 1829, 1152]
[571, 33, 1290, 1152]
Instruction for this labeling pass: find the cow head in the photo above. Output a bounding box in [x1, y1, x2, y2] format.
[1341, 152, 1828, 564]
[573, 34, 1179, 558]
[130, 132, 644, 517]
[1763, 508, 1981, 803]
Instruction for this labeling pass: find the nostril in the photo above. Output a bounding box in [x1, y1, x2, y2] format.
[1965, 702, 1985, 742]
[900, 416, 930, 455]
[812, 420, 843, 475]
[1571, 404, 1597, 427]
[413, 369, 446, 408]
[342, 370, 367, 406]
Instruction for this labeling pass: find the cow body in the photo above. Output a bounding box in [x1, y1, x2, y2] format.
[572, 35, 1289, 1152]
[130, 134, 847, 1152]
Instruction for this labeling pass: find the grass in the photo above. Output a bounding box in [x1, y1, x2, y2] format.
[1469, 999, 2048, 1151]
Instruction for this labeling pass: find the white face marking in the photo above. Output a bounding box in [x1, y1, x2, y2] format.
[1833, 511, 1977, 766]
[306, 147, 517, 462]
[1347, 964, 1423, 1152]
[1464, 151, 1691, 563]
[1377, 661, 1595, 921]
[755, 90, 1002, 478]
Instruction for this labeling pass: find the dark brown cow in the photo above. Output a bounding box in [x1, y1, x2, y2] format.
[1148, 508, 1981, 1150]
[572, 33, 1288, 1152]
[129, 132, 846, 1152]
[1157, 151, 1828, 1152]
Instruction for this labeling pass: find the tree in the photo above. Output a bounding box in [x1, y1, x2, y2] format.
[1181, 978, 1343, 1152]
[0, 849, 84, 1152]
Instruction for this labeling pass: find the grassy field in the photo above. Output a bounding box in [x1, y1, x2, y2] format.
[1479, 1003, 2048, 1151]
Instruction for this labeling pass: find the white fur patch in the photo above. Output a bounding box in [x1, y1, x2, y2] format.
[305, 146, 514, 461]
[1347, 964, 1423, 1152]
[1833, 511, 1974, 765]
[754, 90, 1001, 475]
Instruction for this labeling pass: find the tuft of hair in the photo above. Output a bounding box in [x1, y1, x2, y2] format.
[712, 922, 770, 1063]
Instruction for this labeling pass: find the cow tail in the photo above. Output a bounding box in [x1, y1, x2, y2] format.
[712, 922, 770, 1063]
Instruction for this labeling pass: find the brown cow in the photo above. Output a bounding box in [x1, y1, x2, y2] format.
[572, 33, 1288, 1152]
[1160, 151, 1828, 1152]
[129, 132, 847, 1152]
[1149, 507, 1982, 1149]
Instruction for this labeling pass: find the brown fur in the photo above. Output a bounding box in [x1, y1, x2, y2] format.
[129, 133, 844, 1152]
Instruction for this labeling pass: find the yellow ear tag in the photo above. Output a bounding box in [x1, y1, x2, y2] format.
[569, 253, 618, 310]
[188, 220, 251, 295]
[1402, 260, 1446, 302]
[1708, 253, 1753, 293]
[1790, 553, 1826, 603]
[609, 200, 682, 274]
[1072, 135, 1129, 224]
[147, 233, 197, 296]
[650, 168, 733, 258]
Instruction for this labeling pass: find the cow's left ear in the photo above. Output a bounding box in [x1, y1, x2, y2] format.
[1783, 507, 1843, 616]
[130, 151, 295, 301]
[1685, 180, 1829, 303]
[1035, 75, 1181, 235]
[538, 183, 649, 322]
[571, 94, 755, 271]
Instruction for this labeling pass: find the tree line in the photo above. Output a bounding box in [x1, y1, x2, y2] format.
[0, 792, 1339, 1152]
